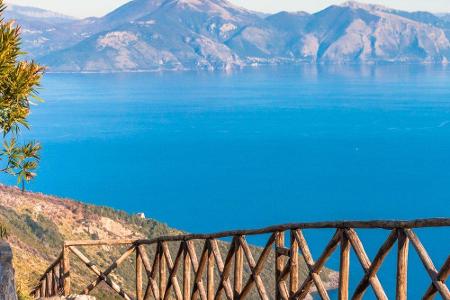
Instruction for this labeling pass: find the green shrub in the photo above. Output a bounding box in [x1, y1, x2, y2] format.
[0, 223, 8, 239]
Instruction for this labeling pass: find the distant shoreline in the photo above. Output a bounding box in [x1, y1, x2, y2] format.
[44, 61, 450, 74]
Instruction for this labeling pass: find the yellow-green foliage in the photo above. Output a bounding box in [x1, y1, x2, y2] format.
[0, 222, 8, 239]
[0, 0, 44, 191]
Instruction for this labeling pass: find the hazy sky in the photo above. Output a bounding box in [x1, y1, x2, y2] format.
[5, 0, 450, 18]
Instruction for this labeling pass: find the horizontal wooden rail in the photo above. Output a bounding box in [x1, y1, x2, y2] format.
[31, 218, 450, 300]
[63, 218, 450, 247]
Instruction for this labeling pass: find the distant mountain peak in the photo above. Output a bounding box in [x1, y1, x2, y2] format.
[340, 1, 391, 12]
[277, 11, 310, 17]
[6, 4, 77, 20]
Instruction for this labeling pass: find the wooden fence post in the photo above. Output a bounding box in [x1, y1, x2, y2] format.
[136, 247, 143, 300]
[275, 231, 285, 300]
[183, 243, 191, 300]
[62, 245, 71, 296]
[46, 272, 52, 296]
[59, 261, 64, 288]
[207, 240, 214, 300]
[396, 229, 409, 300]
[339, 230, 350, 300]
[159, 243, 167, 300]
[290, 230, 298, 296]
[29, 219, 450, 300]
[40, 279, 46, 297]
[234, 237, 243, 298]
[51, 267, 57, 296]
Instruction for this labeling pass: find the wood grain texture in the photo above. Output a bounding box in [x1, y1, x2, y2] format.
[338, 231, 350, 300]
[396, 229, 409, 300]
[32, 219, 450, 300]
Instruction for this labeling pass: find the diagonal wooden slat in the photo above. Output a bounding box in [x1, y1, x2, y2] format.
[352, 229, 398, 300]
[213, 237, 236, 300]
[162, 242, 184, 300]
[150, 245, 160, 280]
[31, 219, 450, 300]
[276, 256, 291, 284]
[293, 229, 341, 299]
[209, 239, 233, 300]
[404, 229, 450, 299]
[138, 245, 160, 300]
[187, 240, 208, 300]
[82, 244, 136, 298]
[69, 246, 132, 299]
[277, 277, 290, 300]
[254, 234, 276, 276]
[239, 235, 272, 300]
[345, 229, 388, 300]
[294, 229, 330, 300]
[276, 265, 291, 299]
[423, 256, 450, 299]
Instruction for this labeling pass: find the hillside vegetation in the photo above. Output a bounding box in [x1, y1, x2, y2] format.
[0, 185, 337, 299]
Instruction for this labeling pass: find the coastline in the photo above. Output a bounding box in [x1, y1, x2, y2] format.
[44, 61, 450, 74]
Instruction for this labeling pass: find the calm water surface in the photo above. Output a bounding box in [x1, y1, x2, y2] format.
[9, 65, 450, 297]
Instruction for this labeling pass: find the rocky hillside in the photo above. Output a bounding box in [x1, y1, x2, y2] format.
[4, 1, 450, 71]
[3, 5, 78, 58]
[0, 185, 337, 299]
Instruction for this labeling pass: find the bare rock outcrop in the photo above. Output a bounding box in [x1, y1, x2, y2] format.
[0, 241, 17, 300]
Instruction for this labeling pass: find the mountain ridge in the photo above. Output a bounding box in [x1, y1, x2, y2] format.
[6, 0, 450, 71]
[5, 4, 77, 23]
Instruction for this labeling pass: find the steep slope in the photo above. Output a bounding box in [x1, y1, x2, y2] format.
[304, 2, 450, 63]
[0, 185, 337, 299]
[224, 12, 311, 61]
[61, 0, 168, 43]
[39, 0, 260, 71]
[228, 2, 450, 64]
[4, 5, 79, 57]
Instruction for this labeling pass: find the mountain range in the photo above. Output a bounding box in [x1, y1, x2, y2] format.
[5, 1, 450, 72]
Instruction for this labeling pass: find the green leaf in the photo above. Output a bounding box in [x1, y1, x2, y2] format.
[30, 94, 45, 103]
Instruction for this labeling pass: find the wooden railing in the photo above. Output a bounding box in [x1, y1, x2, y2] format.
[31, 218, 450, 299]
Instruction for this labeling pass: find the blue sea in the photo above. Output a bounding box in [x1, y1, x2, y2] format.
[8, 65, 450, 297]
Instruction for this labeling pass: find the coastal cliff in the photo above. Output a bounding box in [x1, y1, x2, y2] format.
[0, 185, 337, 299]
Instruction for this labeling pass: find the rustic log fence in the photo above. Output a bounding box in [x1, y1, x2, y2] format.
[31, 218, 450, 299]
